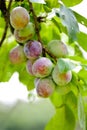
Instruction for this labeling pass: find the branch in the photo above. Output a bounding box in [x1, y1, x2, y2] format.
[28, 0, 57, 61]
[0, 0, 13, 47]
[0, 0, 7, 21]
[28, 0, 41, 42]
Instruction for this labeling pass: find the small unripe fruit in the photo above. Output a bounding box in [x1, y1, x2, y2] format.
[10, 6, 30, 29]
[35, 77, 55, 98]
[14, 22, 35, 43]
[24, 40, 42, 60]
[32, 57, 53, 78]
[9, 45, 26, 64]
[26, 60, 34, 75]
[48, 40, 68, 57]
[52, 65, 72, 86]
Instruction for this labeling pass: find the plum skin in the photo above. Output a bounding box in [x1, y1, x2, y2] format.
[9, 45, 26, 64]
[52, 65, 72, 86]
[14, 22, 35, 43]
[24, 40, 42, 60]
[48, 40, 68, 57]
[10, 6, 30, 29]
[35, 77, 55, 98]
[26, 60, 34, 75]
[32, 57, 53, 78]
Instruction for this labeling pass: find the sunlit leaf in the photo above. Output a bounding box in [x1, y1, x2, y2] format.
[78, 93, 86, 130]
[77, 32, 87, 52]
[58, 5, 79, 42]
[57, 58, 77, 73]
[45, 105, 75, 130]
[61, 0, 82, 7]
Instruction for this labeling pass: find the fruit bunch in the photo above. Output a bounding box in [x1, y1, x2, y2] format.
[9, 6, 72, 98]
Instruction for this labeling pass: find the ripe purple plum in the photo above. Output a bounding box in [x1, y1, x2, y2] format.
[35, 77, 55, 98]
[14, 22, 35, 43]
[24, 40, 42, 60]
[9, 45, 26, 64]
[52, 65, 72, 86]
[48, 40, 68, 57]
[10, 6, 30, 29]
[32, 57, 53, 78]
[26, 60, 34, 75]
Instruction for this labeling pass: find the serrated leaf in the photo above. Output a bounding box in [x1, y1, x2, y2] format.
[58, 5, 79, 42]
[61, 0, 82, 7]
[45, 105, 75, 130]
[78, 93, 86, 130]
[57, 58, 77, 73]
[30, 0, 46, 4]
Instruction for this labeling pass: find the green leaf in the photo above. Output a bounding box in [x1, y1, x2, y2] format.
[45, 105, 75, 130]
[0, 38, 16, 82]
[50, 91, 63, 108]
[73, 11, 87, 28]
[0, 17, 5, 28]
[18, 66, 35, 90]
[57, 58, 77, 73]
[64, 91, 78, 118]
[78, 93, 86, 130]
[61, 0, 82, 7]
[40, 21, 60, 44]
[58, 5, 79, 42]
[45, 0, 59, 8]
[30, 0, 46, 4]
[77, 32, 87, 52]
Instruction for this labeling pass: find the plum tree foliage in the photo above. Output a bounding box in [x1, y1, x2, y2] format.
[0, 0, 87, 130]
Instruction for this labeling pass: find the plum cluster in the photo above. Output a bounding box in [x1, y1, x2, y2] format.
[9, 6, 72, 98]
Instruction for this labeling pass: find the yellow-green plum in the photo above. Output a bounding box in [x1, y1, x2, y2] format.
[48, 40, 68, 57]
[10, 6, 30, 29]
[52, 65, 72, 86]
[35, 77, 55, 98]
[32, 57, 53, 78]
[9, 45, 26, 64]
[14, 22, 35, 43]
[24, 40, 42, 60]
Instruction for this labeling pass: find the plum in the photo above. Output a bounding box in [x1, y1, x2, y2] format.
[10, 6, 30, 29]
[24, 40, 42, 60]
[26, 60, 34, 75]
[9, 45, 26, 64]
[32, 57, 53, 78]
[48, 40, 68, 57]
[52, 65, 72, 86]
[35, 77, 55, 98]
[14, 22, 35, 43]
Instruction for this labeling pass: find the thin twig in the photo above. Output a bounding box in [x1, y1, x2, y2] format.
[28, 0, 41, 42]
[0, 0, 13, 47]
[28, 0, 57, 61]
